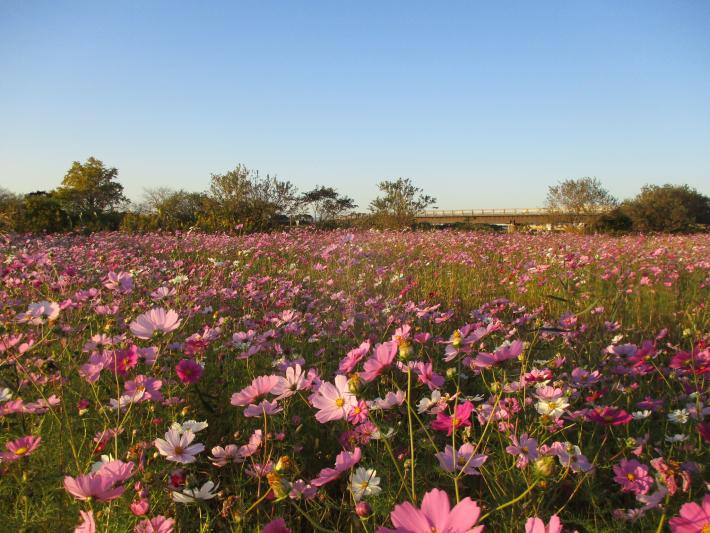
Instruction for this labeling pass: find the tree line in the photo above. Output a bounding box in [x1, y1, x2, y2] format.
[0, 158, 707, 234]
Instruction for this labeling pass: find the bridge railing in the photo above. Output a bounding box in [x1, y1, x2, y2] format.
[417, 208, 607, 217]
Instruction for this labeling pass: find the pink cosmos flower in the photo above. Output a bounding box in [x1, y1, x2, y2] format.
[549, 441, 593, 473]
[435, 443, 487, 476]
[360, 341, 397, 382]
[431, 401, 473, 436]
[374, 390, 406, 410]
[311, 375, 357, 423]
[135, 515, 176, 533]
[613, 459, 654, 495]
[0, 435, 41, 461]
[109, 345, 139, 375]
[311, 447, 362, 487]
[347, 400, 370, 425]
[63, 460, 134, 502]
[525, 515, 563, 533]
[130, 308, 181, 339]
[587, 406, 633, 426]
[378, 487, 484, 533]
[75, 510, 95, 533]
[413, 361, 445, 390]
[154, 428, 205, 463]
[339, 341, 371, 374]
[125, 375, 163, 402]
[175, 359, 203, 384]
[669, 494, 710, 532]
[231, 375, 280, 406]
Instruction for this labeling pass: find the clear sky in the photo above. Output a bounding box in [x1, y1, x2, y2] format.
[1, 1, 708, 209]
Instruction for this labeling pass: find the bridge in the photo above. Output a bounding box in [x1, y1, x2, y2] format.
[414, 208, 601, 226]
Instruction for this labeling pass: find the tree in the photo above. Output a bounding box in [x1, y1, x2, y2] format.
[0, 187, 22, 231]
[545, 177, 616, 222]
[20, 191, 70, 233]
[623, 184, 710, 232]
[369, 178, 436, 227]
[56, 157, 126, 221]
[301, 186, 357, 222]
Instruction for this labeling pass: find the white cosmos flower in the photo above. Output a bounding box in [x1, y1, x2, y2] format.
[171, 420, 209, 433]
[171, 480, 219, 503]
[350, 468, 381, 501]
[0, 388, 12, 403]
[667, 409, 689, 424]
[664, 434, 688, 443]
[417, 390, 442, 414]
[155, 428, 205, 463]
[90, 454, 116, 473]
[535, 398, 569, 419]
[632, 410, 652, 420]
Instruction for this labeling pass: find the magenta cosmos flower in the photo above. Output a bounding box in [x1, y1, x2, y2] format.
[154, 428, 205, 463]
[175, 359, 203, 384]
[613, 458, 654, 495]
[587, 405, 633, 426]
[129, 308, 181, 339]
[525, 515, 563, 533]
[63, 460, 134, 502]
[431, 401, 473, 436]
[377, 487, 484, 533]
[669, 494, 710, 533]
[311, 374, 357, 423]
[0, 435, 41, 461]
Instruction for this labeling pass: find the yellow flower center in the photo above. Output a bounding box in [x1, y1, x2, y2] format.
[451, 417, 460, 427]
[14, 447, 28, 456]
[359, 480, 369, 490]
[174, 446, 184, 455]
[335, 398, 345, 408]
[626, 473, 636, 481]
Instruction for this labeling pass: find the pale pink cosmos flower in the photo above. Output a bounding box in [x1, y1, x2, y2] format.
[271, 364, 307, 399]
[244, 399, 283, 417]
[124, 375, 163, 402]
[135, 515, 176, 533]
[63, 460, 134, 501]
[0, 435, 41, 461]
[18, 301, 60, 325]
[311, 374, 357, 423]
[154, 428, 205, 463]
[210, 444, 240, 467]
[230, 375, 280, 406]
[238, 429, 263, 459]
[435, 443, 487, 476]
[373, 390, 406, 410]
[311, 447, 362, 487]
[377, 487, 484, 533]
[129, 308, 181, 339]
[506, 433, 539, 468]
[104, 271, 133, 293]
[74, 510, 95, 533]
[525, 515, 563, 533]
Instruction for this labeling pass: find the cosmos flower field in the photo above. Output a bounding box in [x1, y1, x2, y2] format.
[1, 229, 708, 532]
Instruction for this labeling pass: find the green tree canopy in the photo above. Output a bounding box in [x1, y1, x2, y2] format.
[56, 157, 126, 220]
[545, 177, 616, 222]
[623, 184, 710, 232]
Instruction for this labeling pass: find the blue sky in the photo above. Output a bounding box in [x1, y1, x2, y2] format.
[1, 1, 708, 209]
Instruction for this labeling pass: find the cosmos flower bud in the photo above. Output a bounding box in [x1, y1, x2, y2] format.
[348, 374, 362, 394]
[355, 501, 372, 517]
[446, 367, 457, 379]
[398, 340, 413, 361]
[534, 456, 555, 478]
[275, 456, 291, 472]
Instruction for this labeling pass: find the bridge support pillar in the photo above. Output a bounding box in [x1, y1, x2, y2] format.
[506, 223, 516, 233]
